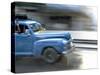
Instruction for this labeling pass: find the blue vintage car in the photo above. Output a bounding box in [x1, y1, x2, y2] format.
[12, 19, 74, 63]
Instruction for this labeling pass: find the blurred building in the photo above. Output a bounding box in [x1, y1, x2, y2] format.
[14, 2, 97, 31]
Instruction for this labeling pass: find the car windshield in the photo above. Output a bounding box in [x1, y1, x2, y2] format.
[30, 23, 45, 32]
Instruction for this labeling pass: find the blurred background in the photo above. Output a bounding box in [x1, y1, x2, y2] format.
[14, 2, 97, 31]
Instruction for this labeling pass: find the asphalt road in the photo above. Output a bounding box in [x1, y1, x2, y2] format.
[15, 48, 98, 73]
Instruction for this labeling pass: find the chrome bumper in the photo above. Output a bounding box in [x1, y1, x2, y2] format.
[62, 45, 75, 55]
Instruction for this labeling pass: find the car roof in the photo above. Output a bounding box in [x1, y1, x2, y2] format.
[15, 19, 41, 26]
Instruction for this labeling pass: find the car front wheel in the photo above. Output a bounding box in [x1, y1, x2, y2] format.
[42, 47, 60, 64]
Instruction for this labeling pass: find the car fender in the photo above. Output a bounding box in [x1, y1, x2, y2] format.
[33, 38, 68, 57]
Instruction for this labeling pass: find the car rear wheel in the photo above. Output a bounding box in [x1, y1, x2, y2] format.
[42, 47, 60, 63]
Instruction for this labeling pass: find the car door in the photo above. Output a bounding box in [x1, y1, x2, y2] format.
[15, 24, 33, 56]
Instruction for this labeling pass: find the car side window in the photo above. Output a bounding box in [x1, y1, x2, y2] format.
[15, 24, 29, 34]
[15, 25, 19, 33]
[19, 25, 25, 33]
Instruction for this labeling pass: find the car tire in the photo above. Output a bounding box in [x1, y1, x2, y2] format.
[42, 47, 60, 64]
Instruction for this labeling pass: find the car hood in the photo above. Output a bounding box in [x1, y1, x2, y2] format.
[34, 30, 71, 40]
